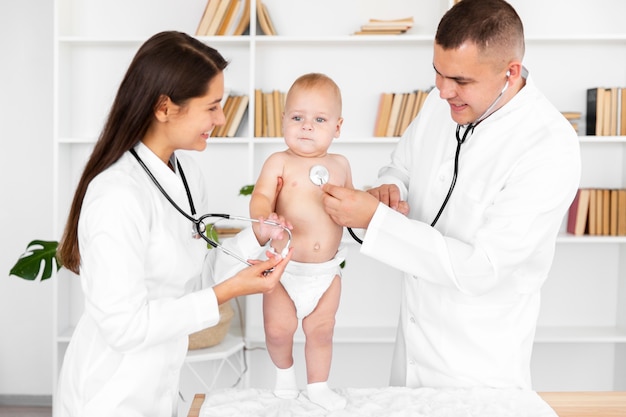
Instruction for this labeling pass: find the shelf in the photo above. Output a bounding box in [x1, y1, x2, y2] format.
[253, 35, 435, 45]
[525, 34, 626, 42]
[557, 235, 626, 244]
[579, 136, 626, 143]
[535, 326, 626, 344]
[58, 36, 251, 45]
[57, 326, 75, 343]
[56, 34, 626, 45]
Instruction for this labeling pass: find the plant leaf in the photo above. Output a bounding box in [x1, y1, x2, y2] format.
[238, 184, 254, 196]
[9, 240, 61, 281]
[206, 226, 220, 250]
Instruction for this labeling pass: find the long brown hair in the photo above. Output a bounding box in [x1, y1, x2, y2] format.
[58, 31, 228, 274]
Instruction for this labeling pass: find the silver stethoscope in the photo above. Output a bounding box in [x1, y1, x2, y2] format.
[129, 148, 292, 270]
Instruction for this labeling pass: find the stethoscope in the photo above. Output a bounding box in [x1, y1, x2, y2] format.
[346, 69, 515, 244]
[129, 148, 292, 271]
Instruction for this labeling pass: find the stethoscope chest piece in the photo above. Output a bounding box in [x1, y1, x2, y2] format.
[192, 219, 206, 239]
[309, 165, 329, 186]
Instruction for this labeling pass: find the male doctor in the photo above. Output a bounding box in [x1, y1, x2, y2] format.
[322, 0, 580, 389]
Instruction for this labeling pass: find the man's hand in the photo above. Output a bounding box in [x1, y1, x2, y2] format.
[367, 184, 410, 215]
[321, 184, 379, 228]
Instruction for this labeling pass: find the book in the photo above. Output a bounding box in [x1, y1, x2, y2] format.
[264, 91, 275, 137]
[256, 0, 276, 35]
[373, 93, 393, 137]
[385, 93, 404, 137]
[595, 188, 603, 235]
[393, 93, 408, 136]
[602, 188, 610, 235]
[196, 0, 220, 36]
[212, 95, 236, 137]
[618, 189, 626, 236]
[354, 29, 407, 35]
[413, 90, 427, 119]
[206, 0, 231, 36]
[561, 111, 582, 120]
[254, 88, 263, 137]
[354, 16, 414, 35]
[369, 17, 415, 24]
[609, 87, 618, 136]
[398, 91, 417, 136]
[262, 3, 277, 35]
[621, 88, 626, 136]
[586, 88, 597, 136]
[226, 95, 249, 137]
[217, 0, 241, 35]
[272, 89, 283, 136]
[588, 188, 597, 235]
[601, 88, 611, 137]
[232, 0, 251, 35]
[566, 188, 590, 236]
[610, 189, 618, 236]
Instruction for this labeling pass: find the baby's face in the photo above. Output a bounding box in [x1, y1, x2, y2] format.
[282, 86, 343, 158]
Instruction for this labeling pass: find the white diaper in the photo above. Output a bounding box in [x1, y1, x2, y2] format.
[280, 247, 347, 319]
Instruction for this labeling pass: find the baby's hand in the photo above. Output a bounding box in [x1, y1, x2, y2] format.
[258, 213, 292, 242]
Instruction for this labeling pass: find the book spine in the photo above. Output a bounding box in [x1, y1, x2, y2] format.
[586, 88, 597, 136]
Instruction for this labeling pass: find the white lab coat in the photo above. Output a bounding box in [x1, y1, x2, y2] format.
[54, 142, 264, 417]
[361, 74, 581, 389]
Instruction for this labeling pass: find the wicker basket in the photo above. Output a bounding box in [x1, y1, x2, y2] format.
[188, 301, 235, 350]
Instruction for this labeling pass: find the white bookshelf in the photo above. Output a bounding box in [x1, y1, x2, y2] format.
[52, 0, 626, 395]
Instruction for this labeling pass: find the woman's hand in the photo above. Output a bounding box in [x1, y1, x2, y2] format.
[213, 248, 293, 304]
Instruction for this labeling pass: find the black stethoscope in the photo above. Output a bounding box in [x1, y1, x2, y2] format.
[129, 148, 291, 269]
[348, 70, 513, 244]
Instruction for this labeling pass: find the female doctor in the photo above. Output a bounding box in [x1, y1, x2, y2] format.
[54, 31, 292, 417]
[322, 0, 580, 389]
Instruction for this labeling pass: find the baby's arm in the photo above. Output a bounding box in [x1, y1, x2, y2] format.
[250, 153, 286, 219]
[338, 154, 354, 190]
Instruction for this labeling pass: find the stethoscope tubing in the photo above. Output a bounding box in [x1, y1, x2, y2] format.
[348, 122, 474, 244]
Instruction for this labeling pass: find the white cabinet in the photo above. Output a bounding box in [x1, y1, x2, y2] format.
[52, 0, 626, 394]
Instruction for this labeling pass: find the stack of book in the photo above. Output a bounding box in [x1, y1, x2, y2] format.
[567, 188, 626, 236]
[210, 93, 249, 138]
[254, 89, 286, 137]
[354, 17, 414, 35]
[586, 87, 626, 136]
[196, 0, 251, 36]
[561, 111, 582, 134]
[373, 89, 431, 137]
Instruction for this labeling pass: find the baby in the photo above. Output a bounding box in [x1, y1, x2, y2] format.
[250, 73, 353, 411]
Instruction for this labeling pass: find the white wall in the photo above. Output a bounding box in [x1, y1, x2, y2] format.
[0, 0, 54, 399]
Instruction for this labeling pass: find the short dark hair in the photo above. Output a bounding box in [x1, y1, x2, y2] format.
[435, 0, 524, 60]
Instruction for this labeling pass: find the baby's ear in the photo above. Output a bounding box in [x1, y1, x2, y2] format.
[334, 117, 344, 137]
